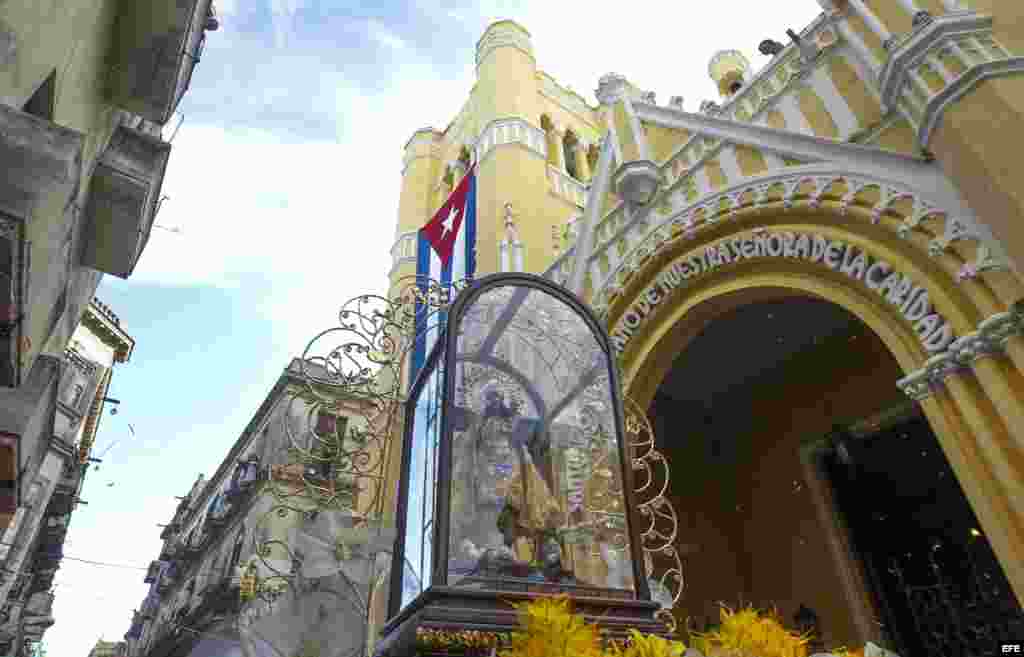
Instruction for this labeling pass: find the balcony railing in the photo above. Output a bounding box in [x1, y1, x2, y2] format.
[107, 0, 219, 124]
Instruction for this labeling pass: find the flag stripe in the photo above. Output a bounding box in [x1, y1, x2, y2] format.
[411, 167, 476, 385]
[411, 232, 432, 381]
[464, 173, 476, 279]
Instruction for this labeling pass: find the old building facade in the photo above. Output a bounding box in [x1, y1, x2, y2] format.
[0, 299, 134, 656]
[123, 359, 380, 657]
[0, 3, 217, 652]
[388, 2, 1024, 653]
[0, 0, 219, 549]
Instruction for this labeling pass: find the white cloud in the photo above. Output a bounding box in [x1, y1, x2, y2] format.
[364, 19, 409, 51]
[212, 0, 238, 18]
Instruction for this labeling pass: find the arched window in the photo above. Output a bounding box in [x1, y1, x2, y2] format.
[563, 131, 579, 180]
[587, 144, 599, 174]
[69, 383, 85, 408]
[540, 114, 558, 168]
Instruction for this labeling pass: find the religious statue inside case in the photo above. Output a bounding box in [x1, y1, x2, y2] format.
[445, 284, 635, 595]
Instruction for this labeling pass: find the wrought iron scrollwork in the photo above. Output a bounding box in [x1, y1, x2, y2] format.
[622, 395, 684, 631]
[240, 275, 466, 655]
[234, 274, 686, 652]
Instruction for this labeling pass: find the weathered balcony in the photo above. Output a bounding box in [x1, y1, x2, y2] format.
[80, 123, 171, 278]
[0, 104, 84, 218]
[107, 0, 218, 124]
[0, 356, 61, 530]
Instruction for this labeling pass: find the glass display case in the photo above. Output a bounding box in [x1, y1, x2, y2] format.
[390, 273, 650, 620]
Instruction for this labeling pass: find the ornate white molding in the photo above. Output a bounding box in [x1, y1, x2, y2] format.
[876, 12, 1024, 146]
[388, 231, 418, 278]
[475, 21, 534, 68]
[879, 12, 991, 110]
[596, 73, 630, 106]
[474, 117, 546, 165]
[401, 128, 443, 175]
[585, 164, 985, 309]
[547, 164, 588, 208]
[897, 302, 1024, 399]
[538, 73, 599, 133]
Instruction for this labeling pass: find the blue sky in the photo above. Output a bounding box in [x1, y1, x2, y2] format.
[45, 1, 821, 654]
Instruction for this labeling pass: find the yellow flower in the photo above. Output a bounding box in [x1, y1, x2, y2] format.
[611, 629, 686, 657]
[692, 605, 810, 657]
[500, 595, 604, 657]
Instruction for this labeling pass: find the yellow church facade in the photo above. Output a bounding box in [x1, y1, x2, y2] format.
[388, 2, 1024, 653]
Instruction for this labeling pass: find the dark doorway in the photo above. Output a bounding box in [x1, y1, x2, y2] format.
[823, 416, 1024, 657]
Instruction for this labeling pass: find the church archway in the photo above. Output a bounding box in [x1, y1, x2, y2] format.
[599, 206, 1024, 652]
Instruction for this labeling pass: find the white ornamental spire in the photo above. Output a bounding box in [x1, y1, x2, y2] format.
[500, 202, 524, 272]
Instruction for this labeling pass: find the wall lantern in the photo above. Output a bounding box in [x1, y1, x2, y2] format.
[377, 273, 666, 656]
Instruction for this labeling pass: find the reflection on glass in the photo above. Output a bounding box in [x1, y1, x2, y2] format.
[400, 356, 443, 611]
[447, 285, 635, 597]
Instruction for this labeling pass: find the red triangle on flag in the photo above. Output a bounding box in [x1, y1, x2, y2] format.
[420, 165, 474, 267]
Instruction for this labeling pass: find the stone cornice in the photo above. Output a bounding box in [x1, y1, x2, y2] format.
[537, 71, 600, 136]
[474, 116, 547, 165]
[79, 301, 134, 363]
[879, 12, 991, 111]
[475, 20, 534, 68]
[403, 128, 443, 153]
[897, 302, 1024, 399]
[596, 73, 630, 106]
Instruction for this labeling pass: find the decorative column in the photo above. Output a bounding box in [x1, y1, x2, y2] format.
[897, 302, 1024, 604]
[499, 202, 524, 272]
[820, 0, 882, 75]
[575, 141, 592, 182]
[845, 0, 894, 46]
[596, 73, 661, 206]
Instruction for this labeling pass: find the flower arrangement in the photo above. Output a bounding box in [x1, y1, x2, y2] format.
[689, 605, 811, 657]
[412, 596, 886, 657]
[416, 628, 507, 655]
[499, 595, 686, 657]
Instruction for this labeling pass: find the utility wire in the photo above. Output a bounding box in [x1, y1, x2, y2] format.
[56, 555, 148, 571]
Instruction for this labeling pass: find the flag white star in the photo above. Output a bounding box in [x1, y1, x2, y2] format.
[441, 205, 459, 238]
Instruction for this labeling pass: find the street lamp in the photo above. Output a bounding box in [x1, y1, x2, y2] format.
[378, 273, 666, 655]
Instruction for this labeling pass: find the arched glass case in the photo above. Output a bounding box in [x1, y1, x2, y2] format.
[389, 273, 651, 622]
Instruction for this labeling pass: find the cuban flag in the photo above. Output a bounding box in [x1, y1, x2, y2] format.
[411, 165, 477, 383]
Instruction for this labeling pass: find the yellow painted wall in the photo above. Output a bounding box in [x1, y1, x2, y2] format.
[644, 124, 690, 165]
[842, 12, 887, 66]
[873, 118, 917, 154]
[863, 0, 913, 36]
[798, 86, 840, 139]
[971, 0, 1024, 56]
[827, 53, 883, 131]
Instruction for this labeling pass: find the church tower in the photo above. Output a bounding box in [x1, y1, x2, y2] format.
[387, 20, 603, 297]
